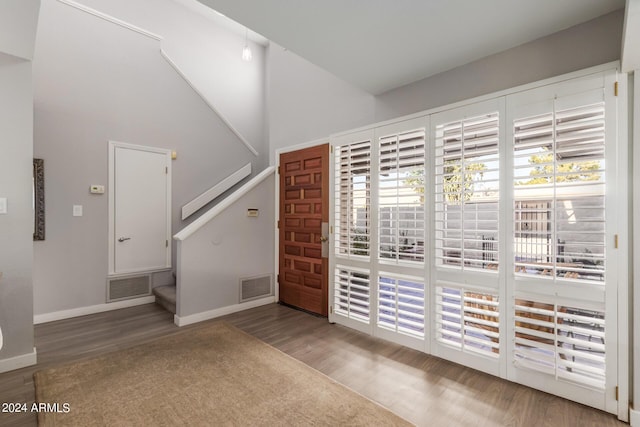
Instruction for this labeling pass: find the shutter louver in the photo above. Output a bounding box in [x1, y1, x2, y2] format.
[435, 286, 500, 357]
[379, 130, 426, 263]
[335, 141, 371, 257]
[333, 265, 370, 323]
[435, 113, 500, 271]
[514, 299, 605, 390]
[513, 103, 605, 282]
[378, 274, 425, 338]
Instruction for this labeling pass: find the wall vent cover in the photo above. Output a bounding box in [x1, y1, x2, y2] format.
[108, 274, 151, 302]
[240, 274, 273, 303]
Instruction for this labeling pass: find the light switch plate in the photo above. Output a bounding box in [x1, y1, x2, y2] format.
[73, 205, 83, 217]
[0, 198, 6, 214]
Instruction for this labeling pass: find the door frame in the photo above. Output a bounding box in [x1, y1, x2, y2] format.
[274, 138, 330, 307]
[108, 141, 172, 276]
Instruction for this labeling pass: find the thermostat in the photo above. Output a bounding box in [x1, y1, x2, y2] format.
[90, 185, 105, 194]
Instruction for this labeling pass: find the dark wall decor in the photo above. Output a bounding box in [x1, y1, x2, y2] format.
[33, 158, 45, 240]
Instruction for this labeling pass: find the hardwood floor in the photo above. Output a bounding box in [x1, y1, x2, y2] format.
[0, 303, 627, 426]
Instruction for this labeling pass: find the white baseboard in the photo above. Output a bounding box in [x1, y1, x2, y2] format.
[174, 296, 275, 327]
[630, 408, 640, 426]
[34, 296, 156, 325]
[0, 347, 37, 373]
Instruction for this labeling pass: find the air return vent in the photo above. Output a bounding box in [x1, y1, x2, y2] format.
[107, 274, 151, 302]
[239, 274, 273, 303]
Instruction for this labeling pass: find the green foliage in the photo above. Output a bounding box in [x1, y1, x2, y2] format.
[442, 162, 486, 204]
[403, 169, 426, 203]
[403, 161, 487, 205]
[518, 153, 601, 185]
[350, 228, 369, 256]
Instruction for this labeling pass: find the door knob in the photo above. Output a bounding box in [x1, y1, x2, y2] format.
[320, 236, 328, 242]
[118, 237, 131, 242]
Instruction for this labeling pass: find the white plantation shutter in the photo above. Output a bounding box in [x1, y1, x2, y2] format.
[335, 141, 371, 258]
[378, 129, 426, 263]
[334, 265, 370, 323]
[513, 299, 605, 390]
[329, 70, 622, 415]
[435, 286, 500, 357]
[507, 79, 617, 414]
[377, 274, 425, 338]
[435, 112, 500, 271]
[513, 102, 606, 282]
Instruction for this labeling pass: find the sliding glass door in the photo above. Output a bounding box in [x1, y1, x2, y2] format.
[328, 67, 625, 415]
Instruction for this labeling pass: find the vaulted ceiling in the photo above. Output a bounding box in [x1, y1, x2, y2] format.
[196, 0, 625, 94]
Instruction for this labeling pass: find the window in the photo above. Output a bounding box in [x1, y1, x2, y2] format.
[335, 141, 371, 257]
[378, 130, 426, 263]
[435, 113, 500, 271]
[330, 69, 622, 414]
[513, 103, 605, 282]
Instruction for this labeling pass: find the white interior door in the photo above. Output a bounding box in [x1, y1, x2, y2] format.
[110, 142, 171, 274]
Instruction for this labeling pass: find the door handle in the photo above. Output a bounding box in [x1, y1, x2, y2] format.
[321, 222, 329, 259]
[118, 237, 131, 242]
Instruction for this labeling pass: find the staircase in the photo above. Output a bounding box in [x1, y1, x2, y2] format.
[153, 283, 176, 314]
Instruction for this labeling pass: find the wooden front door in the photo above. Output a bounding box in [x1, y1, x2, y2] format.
[279, 144, 329, 316]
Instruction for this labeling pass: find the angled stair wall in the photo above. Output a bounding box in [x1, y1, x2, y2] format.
[173, 167, 276, 326]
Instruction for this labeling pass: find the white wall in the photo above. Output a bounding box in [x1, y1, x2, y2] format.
[32, 0, 264, 315]
[0, 0, 40, 60]
[0, 0, 40, 369]
[67, 0, 267, 161]
[375, 10, 624, 121]
[266, 42, 375, 164]
[176, 172, 275, 319]
[0, 57, 35, 364]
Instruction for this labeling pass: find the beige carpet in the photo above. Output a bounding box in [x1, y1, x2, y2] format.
[34, 322, 412, 426]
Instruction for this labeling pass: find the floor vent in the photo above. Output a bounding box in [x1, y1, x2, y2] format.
[108, 274, 151, 302]
[240, 274, 273, 303]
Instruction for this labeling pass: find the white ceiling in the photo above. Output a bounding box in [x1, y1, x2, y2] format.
[195, 0, 624, 95]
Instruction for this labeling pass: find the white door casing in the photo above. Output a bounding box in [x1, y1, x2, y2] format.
[108, 141, 172, 275]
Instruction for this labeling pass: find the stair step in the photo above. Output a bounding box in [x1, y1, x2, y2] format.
[153, 284, 176, 314]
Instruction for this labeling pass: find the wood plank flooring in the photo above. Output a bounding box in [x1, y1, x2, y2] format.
[0, 303, 627, 426]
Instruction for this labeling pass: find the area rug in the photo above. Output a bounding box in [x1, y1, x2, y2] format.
[34, 322, 411, 426]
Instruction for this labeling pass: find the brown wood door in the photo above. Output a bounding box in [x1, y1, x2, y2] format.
[279, 144, 329, 316]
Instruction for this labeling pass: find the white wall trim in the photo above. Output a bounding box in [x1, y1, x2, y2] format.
[181, 162, 252, 220]
[633, 69, 640, 423]
[160, 49, 260, 157]
[631, 408, 640, 426]
[174, 296, 275, 327]
[56, 0, 163, 41]
[613, 71, 630, 421]
[174, 166, 275, 241]
[0, 348, 37, 374]
[274, 137, 329, 158]
[34, 296, 156, 325]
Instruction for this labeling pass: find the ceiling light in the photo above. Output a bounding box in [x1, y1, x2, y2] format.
[242, 28, 252, 61]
